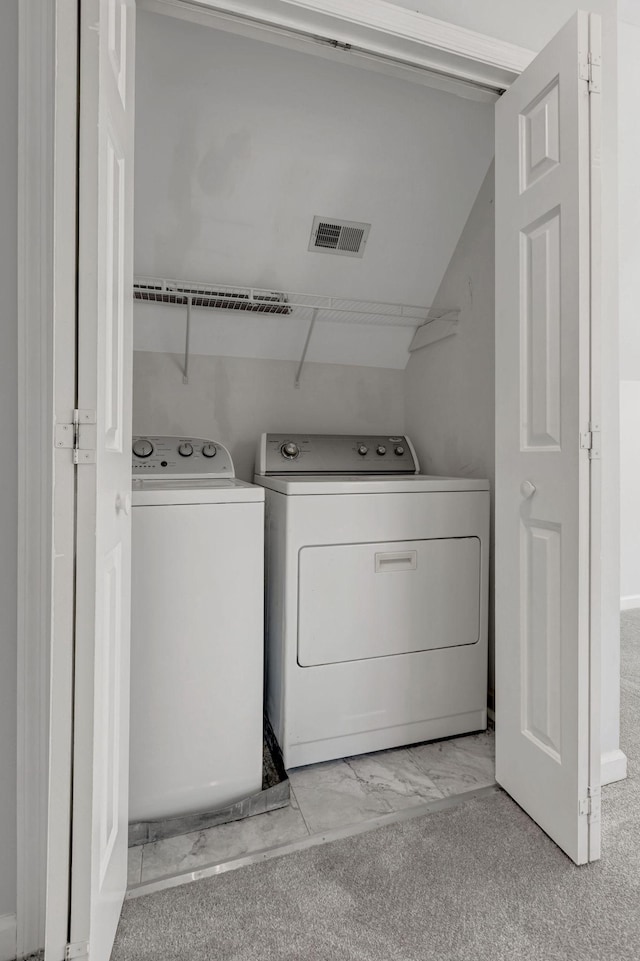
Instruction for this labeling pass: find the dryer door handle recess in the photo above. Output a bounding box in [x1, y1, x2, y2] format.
[374, 550, 417, 573]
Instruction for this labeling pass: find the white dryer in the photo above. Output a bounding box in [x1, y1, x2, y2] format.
[254, 433, 490, 769]
[129, 436, 264, 822]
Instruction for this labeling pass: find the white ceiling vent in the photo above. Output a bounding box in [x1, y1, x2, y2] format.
[308, 216, 370, 258]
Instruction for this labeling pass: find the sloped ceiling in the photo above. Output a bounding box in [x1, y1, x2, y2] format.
[134, 10, 495, 368]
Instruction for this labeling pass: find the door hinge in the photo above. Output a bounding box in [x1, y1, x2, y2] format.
[54, 409, 97, 464]
[579, 51, 601, 94]
[65, 941, 89, 961]
[579, 786, 601, 824]
[580, 425, 601, 460]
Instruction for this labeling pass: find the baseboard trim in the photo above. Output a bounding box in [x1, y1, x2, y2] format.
[620, 595, 640, 611]
[601, 749, 628, 785]
[0, 914, 17, 961]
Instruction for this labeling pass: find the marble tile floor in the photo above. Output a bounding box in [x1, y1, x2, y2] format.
[127, 729, 495, 890]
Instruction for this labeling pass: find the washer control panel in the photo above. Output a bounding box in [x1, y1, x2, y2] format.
[132, 436, 234, 478]
[255, 433, 418, 475]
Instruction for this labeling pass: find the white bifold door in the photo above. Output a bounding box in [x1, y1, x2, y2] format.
[68, 2, 135, 960]
[494, 10, 602, 865]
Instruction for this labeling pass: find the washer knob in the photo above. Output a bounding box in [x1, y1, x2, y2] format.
[202, 443, 217, 458]
[281, 442, 300, 459]
[132, 438, 153, 458]
[376, 445, 387, 456]
[357, 445, 369, 456]
[178, 442, 194, 457]
[394, 445, 405, 456]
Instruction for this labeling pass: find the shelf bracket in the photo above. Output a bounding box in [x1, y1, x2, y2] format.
[295, 307, 319, 388]
[408, 310, 460, 352]
[183, 296, 192, 384]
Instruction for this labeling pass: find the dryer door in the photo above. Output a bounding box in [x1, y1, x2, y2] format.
[298, 536, 481, 667]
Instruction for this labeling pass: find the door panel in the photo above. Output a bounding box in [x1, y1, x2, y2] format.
[521, 208, 562, 450]
[521, 520, 562, 759]
[104, 130, 126, 450]
[495, 11, 600, 865]
[520, 77, 560, 190]
[70, 2, 135, 959]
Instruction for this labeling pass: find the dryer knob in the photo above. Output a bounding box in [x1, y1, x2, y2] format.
[394, 445, 405, 456]
[178, 442, 194, 457]
[281, 442, 300, 459]
[376, 445, 387, 455]
[132, 439, 153, 458]
[357, 445, 368, 456]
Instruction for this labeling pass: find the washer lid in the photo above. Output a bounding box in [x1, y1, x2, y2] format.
[253, 474, 490, 495]
[132, 477, 265, 506]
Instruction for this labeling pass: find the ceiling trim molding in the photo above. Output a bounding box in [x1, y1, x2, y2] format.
[139, 0, 536, 97]
[276, 0, 535, 72]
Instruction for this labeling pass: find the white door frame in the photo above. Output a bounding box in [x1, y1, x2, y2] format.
[16, 1, 79, 959]
[16, 0, 619, 955]
[16, 2, 55, 956]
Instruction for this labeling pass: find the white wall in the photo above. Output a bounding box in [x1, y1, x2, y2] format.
[619, 14, 640, 381]
[0, 0, 18, 956]
[620, 382, 640, 608]
[384, 0, 617, 51]
[618, 8, 640, 609]
[132, 352, 406, 481]
[405, 163, 495, 695]
[134, 302, 416, 371]
[134, 10, 494, 369]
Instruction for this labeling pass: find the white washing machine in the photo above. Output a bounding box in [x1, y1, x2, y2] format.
[129, 435, 265, 822]
[254, 432, 490, 769]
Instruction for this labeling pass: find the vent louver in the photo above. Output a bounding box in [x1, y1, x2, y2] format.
[309, 217, 370, 258]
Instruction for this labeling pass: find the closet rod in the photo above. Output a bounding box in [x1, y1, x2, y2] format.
[149, 1, 505, 99]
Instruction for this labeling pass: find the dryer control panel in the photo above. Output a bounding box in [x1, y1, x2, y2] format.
[255, 433, 419, 475]
[132, 436, 234, 479]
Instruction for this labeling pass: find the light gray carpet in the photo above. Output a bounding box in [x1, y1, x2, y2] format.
[112, 613, 640, 961]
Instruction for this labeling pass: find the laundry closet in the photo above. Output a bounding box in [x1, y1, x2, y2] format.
[125, 5, 498, 883]
[118, 0, 609, 895]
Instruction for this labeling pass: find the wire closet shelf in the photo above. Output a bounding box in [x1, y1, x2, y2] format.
[133, 276, 459, 385]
